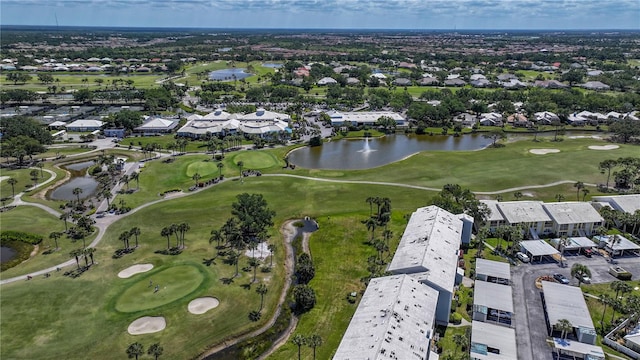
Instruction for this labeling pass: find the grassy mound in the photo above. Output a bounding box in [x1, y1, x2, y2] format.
[231, 151, 280, 169]
[114, 264, 206, 313]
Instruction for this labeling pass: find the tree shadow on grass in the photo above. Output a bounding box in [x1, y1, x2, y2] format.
[202, 257, 217, 266]
[63, 266, 90, 278]
[240, 283, 252, 290]
[154, 247, 182, 256]
[112, 248, 135, 259]
[221, 277, 235, 285]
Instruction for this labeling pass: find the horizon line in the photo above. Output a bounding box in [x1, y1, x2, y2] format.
[2, 24, 639, 32]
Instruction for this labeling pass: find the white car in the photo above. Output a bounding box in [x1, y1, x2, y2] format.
[516, 252, 530, 263]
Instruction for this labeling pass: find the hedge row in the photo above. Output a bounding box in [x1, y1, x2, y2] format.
[1, 231, 44, 245]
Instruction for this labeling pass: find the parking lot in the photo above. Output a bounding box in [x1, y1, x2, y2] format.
[511, 252, 640, 360]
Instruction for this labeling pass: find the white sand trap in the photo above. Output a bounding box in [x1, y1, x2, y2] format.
[188, 297, 220, 314]
[118, 264, 154, 279]
[529, 148, 560, 155]
[127, 316, 166, 335]
[245, 242, 272, 260]
[569, 135, 602, 139]
[588, 145, 619, 150]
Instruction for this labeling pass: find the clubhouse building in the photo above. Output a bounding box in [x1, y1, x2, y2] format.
[177, 108, 291, 138]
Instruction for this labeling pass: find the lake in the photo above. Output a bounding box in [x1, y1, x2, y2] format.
[288, 134, 494, 170]
[209, 68, 253, 81]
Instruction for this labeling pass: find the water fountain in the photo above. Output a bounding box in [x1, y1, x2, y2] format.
[358, 137, 375, 154]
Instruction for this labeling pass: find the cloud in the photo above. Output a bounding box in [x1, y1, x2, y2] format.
[1, 0, 638, 29]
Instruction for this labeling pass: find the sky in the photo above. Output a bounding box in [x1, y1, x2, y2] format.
[2, 0, 639, 30]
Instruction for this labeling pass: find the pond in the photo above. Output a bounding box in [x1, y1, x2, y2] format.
[288, 134, 494, 170]
[262, 63, 283, 68]
[0, 246, 17, 263]
[49, 160, 99, 201]
[209, 68, 253, 81]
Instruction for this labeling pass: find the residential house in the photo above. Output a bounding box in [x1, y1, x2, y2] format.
[478, 112, 503, 127]
[534, 111, 560, 125]
[65, 119, 104, 132]
[134, 117, 179, 136]
[580, 81, 610, 90]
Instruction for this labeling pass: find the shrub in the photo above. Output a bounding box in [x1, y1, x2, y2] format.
[1, 230, 43, 245]
[449, 312, 462, 325]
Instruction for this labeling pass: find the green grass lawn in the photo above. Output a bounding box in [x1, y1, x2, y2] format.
[0, 73, 164, 92]
[1, 134, 638, 360]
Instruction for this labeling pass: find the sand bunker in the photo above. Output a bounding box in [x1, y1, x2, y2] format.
[127, 316, 166, 335]
[118, 264, 154, 279]
[588, 145, 619, 150]
[188, 297, 220, 314]
[529, 148, 560, 155]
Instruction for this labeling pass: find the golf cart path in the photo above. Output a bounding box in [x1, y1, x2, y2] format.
[262, 174, 596, 195]
[1, 170, 596, 285]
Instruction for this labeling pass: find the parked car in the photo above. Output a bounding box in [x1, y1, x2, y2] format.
[553, 273, 570, 284]
[584, 248, 594, 257]
[575, 273, 591, 284]
[516, 252, 530, 263]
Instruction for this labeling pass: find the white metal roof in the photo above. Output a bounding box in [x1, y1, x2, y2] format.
[333, 274, 438, 360]
[480, 200, 505, 222]
[520, 240, 560, 257]
[542, 281, 595, 331]
[495, 201, 551, 224]
[550, 237, 596, 250]
[329, 111, 405, 124]
[551, 338, 605, 358]
[470, 321, 517, 360]
[65, 119, 104, 128]
[388, 206, 462, 293]
[594, 235, 640, 251]
[475, 259, 510, 281]
[137, 118, 178, 129]
[592, 195, 640, 214]
[543, 202, 604, 225]
[473, 281, 514, 313]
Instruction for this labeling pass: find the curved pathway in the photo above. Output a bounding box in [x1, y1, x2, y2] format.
[197, 220, 297, 359]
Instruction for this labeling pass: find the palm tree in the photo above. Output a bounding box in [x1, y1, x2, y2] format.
[582, 188, 590, 201]
[366, 196, 375, 216]
[129, 227, 141, 248]
[70, 248, 83, 269]
[556, 319, 573, 339]
[192, 172, 201, 187]
[610, 281, 632, 323]
[161, 226, 172, 250]
[120, 174, 130, 190]
[557, 236, 571, 267]
[291, 334, 307, 360]
[571, 263, 591, 286]
[452, 333, 469, 351]
[178, 222, 190, 248]
[307, 334, 323, 360]
[210, 229, 223, 251]
[249, 256, 260, 283]
[555, 193, 565, 202]
[126, 342, 144, 360]
[130, 172, 140, 189]
[382, 229, 393, 246]
[72, 187, 83, 204]
[49, 231, 63, 250]
[7, 178, 17, 197]
[228, 249, 241, 277]
[59, 212, 70, 232]
[600, 293, 612, 328]
[268, 243, 276, 267]
[84, 247, 96, 265]
[599, 159, 617, 190]
[363, 217, 377, 242]
[101, 188, 112, 208]
[147, 343, 163, 360]
[119, 231, 131, 250]
[513, 191, 523, 201]
[217, 162, 224, 179]
[237, 161, 244, 183]
[256, 283, 268, 311]
[574, 181, 584, 201]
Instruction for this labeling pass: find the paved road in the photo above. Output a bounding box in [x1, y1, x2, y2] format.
[511, 254, 640, 360]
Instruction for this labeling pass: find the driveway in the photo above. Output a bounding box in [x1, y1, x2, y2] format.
[511, 253, 640, 360]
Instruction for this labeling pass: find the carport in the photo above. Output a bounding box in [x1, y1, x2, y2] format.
[551, 337, 605, 360]
[550, 237, 596, 255]
[594, 235, 640, 257]
[520, 240, 560, 263]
